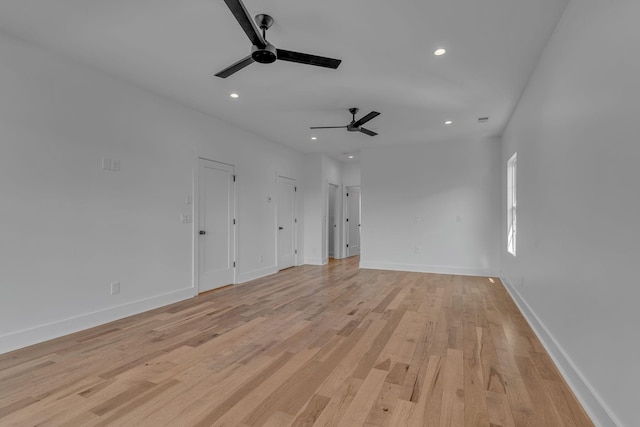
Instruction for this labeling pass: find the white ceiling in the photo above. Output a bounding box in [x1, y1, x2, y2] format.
[0, 0, 568, 161]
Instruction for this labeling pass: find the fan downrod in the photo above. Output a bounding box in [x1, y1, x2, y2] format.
[252, 14, 277, 64]
[347, 108, 360, 131]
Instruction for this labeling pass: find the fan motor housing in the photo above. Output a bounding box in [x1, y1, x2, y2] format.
[252, 44, 277, 64]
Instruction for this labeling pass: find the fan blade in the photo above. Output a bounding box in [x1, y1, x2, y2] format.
[223, 0, 266, 48]
[215, 55, 255, 78]
[352, 111, 380, 128]
[310, 126, 348, 129]
[277, 49, 341, 69]
[359, 127, 378, 137]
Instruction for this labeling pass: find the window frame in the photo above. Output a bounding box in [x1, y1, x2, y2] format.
[507, 153, 517, 256]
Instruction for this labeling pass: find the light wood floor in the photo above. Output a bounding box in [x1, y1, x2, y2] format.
[0, 257, 593, 426]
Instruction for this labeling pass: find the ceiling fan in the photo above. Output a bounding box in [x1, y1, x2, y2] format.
[215, 0, 342, 78]
[310, 108, 381, 136]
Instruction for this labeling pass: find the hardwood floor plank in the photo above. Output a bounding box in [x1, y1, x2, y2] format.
[543, 378, 594, 427]
[310, 377, 361, 426]
[351, 308, 407, 380]
[417, 355, 446, 426]
[0, 258, 594, 426]
[336, 368, 387, 427]
[479, 325, 507, 394]
[89, 380, 156, 416]
[514, 355, 566, 426]
[485, 390, 515, 427]
[190, 351, 295, 427]
[440, 348, 465, 427]
[463, 326, 490, 427]
[363, 382, 402, 426]
[290, 393, 331, 427]
[92, 379, 181, 426]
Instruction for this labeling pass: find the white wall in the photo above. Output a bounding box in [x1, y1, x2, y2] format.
[0, 33, 305, 354]
[303, 154, 323, 264]
[341, 161, 361, 187]
[500, 1, 639, 425]
[360, 138, 501, 276]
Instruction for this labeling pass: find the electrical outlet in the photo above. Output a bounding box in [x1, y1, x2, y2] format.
[110, 282, 120, 295]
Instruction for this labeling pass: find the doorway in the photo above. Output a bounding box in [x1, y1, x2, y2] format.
[345, 186, 361, 257]
[197, 158, 236, 293]
[277, 176, 297, 270]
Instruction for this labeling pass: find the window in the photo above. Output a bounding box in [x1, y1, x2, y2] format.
[507, 153, 517, 256]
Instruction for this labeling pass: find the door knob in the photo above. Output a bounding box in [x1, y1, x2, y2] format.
[199, 230, 206, 235]
[278, 226, 284, 230]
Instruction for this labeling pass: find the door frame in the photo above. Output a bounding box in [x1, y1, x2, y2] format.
[344, 185, 361, 257]
[193, 157, 237, 295]
[276, 174, 298, 270]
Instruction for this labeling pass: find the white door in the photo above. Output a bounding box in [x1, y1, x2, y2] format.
[277, 177, 296, 270]
[346, 186, 361, 257]
[198, 159, 235, 292]
[328, 184, 339, 258]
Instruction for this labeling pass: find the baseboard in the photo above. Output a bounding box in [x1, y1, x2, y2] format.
[0, 287, 194, 355]
[500, 276, 621, 427]
[304, 257, 327, 266]
[359, 261, 499, 277]
[237, 266, 279, 284]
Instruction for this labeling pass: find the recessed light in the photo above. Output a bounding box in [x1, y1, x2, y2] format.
[311, 136, 317, 140]
[434, 48, 446, 56]
[230, 93, 239, 98]
[348, 155, 354, 159]
[444, 120, 453, 125]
